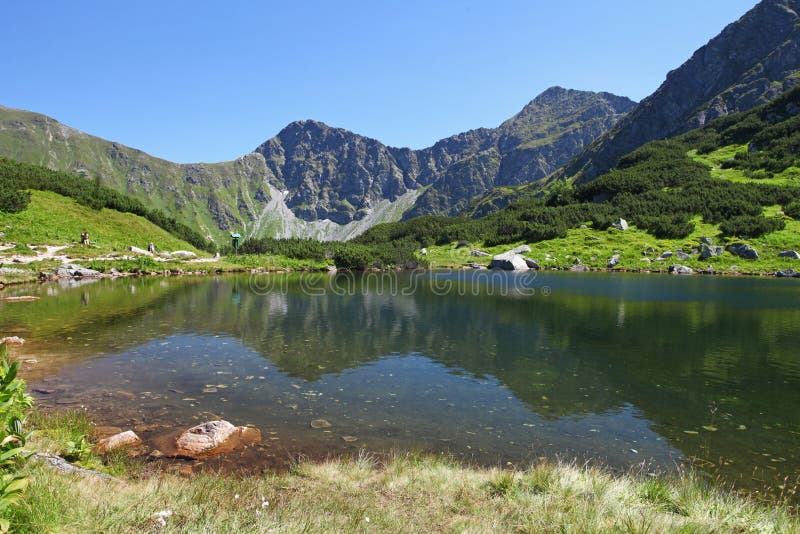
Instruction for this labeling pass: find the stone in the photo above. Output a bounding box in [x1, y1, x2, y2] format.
[170, 250, 197, 259]
[523, 258, 540, 269]
[310, 419, 332, 429]
[129, 246, 154, 257]
[607, 254, 621, 268]
[675, 251, 692, 261]
[700, 244, 724, 260]
[419, 248, 427, 256]
[778, 250, 800, 260]
[579, 224, 588, 229]
[510, 245, 532, 254]
[469, 249, 490, 257]
[776, 269, 800, 278]
[611, 218, 629, 231]
[56, 264, 101, 278]
[174, 420, 261, 459]
[0, 336, 25, 346]
[669, 264, 695, 275]
[489, 251, 529, 271]
[94, 430, 142, 453]
[570, 264, 590, 272]
[699, 237, 714, 245]
[727, 243, 759, 260]
[643, 247, 656, 255]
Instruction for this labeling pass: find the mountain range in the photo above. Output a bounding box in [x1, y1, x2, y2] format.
[1, 0, 799, 242]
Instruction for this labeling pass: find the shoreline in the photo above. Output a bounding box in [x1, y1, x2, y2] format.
[2, 260, 798, 292]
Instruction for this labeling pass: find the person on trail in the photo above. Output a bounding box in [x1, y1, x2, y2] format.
[81, 231, 90, 246]
[148, 242, 156, 254]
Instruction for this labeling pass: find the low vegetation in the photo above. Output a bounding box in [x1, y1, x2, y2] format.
[0, 158, 214, 251]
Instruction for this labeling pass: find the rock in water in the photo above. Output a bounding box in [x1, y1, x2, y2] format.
[778, 250, 800, 260]
[310, 419, 332, 429]
[489, 251, 529, 271]
[523, 258, 540, 269]
[174, 420, 261, 459]
[611, 218, 629, 231]
[94, 430, 142, 453]
[56, 264, 101, 277]
[699, 244, 724, 260]
[727, 244, 759, 260]
[669, 264, 695, 275]
[776, 269, 800, 278]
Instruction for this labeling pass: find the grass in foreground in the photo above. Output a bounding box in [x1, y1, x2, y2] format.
[11, 451, 799, 533]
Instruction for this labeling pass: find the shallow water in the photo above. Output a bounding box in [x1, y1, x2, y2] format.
[2, 271, 799, 493]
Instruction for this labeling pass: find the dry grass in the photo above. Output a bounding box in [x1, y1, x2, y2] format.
[8, 450, 798, 533]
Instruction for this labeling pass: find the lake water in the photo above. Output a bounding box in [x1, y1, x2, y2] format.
[2, 271, 799, 496]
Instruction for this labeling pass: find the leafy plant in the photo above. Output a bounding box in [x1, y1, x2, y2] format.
[62, 435, 92, 463]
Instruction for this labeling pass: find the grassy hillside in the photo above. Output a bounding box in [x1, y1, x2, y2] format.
[0, 190, 201, 256]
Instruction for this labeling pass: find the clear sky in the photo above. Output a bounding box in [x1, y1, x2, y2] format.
[2, 0, 758, 163]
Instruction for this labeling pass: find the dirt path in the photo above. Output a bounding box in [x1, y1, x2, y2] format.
[1, 245, 70, 265]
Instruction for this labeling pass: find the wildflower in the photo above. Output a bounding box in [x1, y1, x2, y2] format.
[262, 500, 269, 508]
[364, 516, 370, 523]
[234, 494, 240, 499]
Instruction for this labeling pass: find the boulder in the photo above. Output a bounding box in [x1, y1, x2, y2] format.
[778, 250, 800, 260]
[0, 336, 25, 346]
[727, 244, 759, 260]
[776, 269, 800, 278]
[171, 250, 197, 259]
[129, 246, 154, 257]
[669, 264, 695, 275]
[611, 218, 629, 231]
[655, 251, 673, 261]
[699, 244, 724, 260]
[419, 248, 427, 256]
[174, 420, 261, 459]
[94, 430, 142, 454]
[570, 264, 590, 272]
[675, 251, 692, 261]
[510, 245, 532, 254]
[56, 264, 101, 278]
[469, 250, 490, 257]
[699, 237, 714, 245]
[489, 251, 529, 271]
[523, 258, 540, 269]
[607, 254, 621, 268]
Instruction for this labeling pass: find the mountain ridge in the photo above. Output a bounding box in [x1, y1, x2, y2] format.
[0, 87, 634, 240]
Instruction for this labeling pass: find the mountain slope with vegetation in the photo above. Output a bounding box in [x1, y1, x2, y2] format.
[345, 86, 800, 273]
[0, 88, 633, 241]
[558, 0, 800, 184]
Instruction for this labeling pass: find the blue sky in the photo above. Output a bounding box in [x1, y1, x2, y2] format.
[2, 1, 757, 162]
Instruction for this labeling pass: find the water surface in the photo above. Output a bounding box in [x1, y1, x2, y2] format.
[2, 271, 798, 494]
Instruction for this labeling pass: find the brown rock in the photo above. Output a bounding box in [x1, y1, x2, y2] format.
[94, 430, 142, 454]
[174, 420, 261, 459]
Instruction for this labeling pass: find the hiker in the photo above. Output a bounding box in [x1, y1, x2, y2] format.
[80, 231, 90, 245]
[148, 242, 156, 254]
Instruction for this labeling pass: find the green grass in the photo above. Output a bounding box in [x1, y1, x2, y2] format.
[423, 215, 800, 274]
[690, 146, 800, 186]
[0, 191, 201, 257]
[10, 448, 798, 532]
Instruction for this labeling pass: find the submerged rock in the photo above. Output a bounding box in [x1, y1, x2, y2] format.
[94, 430, 142, 454]
[310, 419, 332, 429]
[174, 420, 261, 459]
[727, 243, 759, 260]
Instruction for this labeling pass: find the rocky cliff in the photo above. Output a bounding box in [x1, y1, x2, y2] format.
[561, 0, 800, 184]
